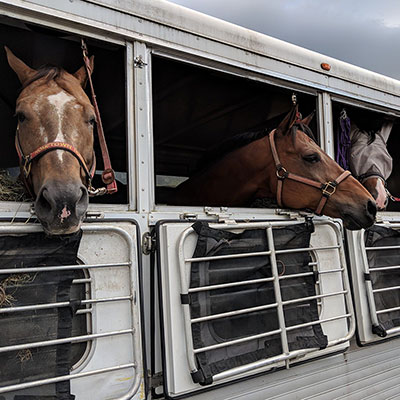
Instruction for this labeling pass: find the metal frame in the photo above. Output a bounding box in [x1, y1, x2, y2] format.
[0, 224, 142, 400]
[360, 223, 400, 338]
[177, 220, 355, 382]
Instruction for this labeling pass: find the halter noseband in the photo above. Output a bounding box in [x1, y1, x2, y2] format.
[269, 128, 351, 215]
[15, 126, 96, 197]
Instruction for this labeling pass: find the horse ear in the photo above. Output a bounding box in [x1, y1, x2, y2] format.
[300, 110, 315, 126]
[4, 46, 36, 85]
[276, 105, 298, 136]
[73, 56, 94, 88]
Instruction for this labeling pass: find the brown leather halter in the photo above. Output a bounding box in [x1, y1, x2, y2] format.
[269, 128, 351, 215]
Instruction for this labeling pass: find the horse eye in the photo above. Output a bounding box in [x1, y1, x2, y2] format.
[88, 116, 96, 126]
[303, 153, 321, 163]
[16, 112, 26, 123]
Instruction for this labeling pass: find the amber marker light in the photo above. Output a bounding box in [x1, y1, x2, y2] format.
[321, 63, 331, 71]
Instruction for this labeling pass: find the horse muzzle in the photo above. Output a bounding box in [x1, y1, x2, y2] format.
[35, 180, 89, 235]
[340, 198, 377, 230]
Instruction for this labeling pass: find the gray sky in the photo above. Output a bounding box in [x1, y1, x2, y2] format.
[167, 0, 400, 80]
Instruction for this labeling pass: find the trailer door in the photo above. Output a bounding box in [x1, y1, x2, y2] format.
[156, 218, 355, 398]
[0, 219, 144, 400]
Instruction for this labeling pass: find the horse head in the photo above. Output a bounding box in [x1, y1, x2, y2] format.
[6, 47, 95, 235]
[271, 107, 376, 230]
[349, 121, 393, 210]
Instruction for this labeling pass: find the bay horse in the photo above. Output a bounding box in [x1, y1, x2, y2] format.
[5, 47, 96, 235]
[169, 107, 377, 230]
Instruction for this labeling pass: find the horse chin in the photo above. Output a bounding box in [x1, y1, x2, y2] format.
[40, 221, 83, 236]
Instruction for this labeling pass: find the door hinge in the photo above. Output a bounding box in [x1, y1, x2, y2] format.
[134, 55, 147, 68]
[204, 207, 236, 224]
[142, 231, 155, 255]
[148, 371, 163, 390]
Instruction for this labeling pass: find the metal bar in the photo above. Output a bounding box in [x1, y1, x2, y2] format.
[193, 328, 282, 354]
[0, 329, 133, 353]
[365, 245, 400, 251]
[276, 245, 340, 254]
[191, 303, 277, 324]
[376, 305, 400, 315]
[0, 295, 132, 314]
[188, 277, 275, 293]
[0, 363, 136, 394]
[266, 226, 290, 364]
[286, 313, 351, 332]
[385, 326, 400, 336]
[282, 290, 347, 306]
[279, 271, 314, 280]
[359, 230, 380, 327]
[369, 265, 400, 272]
[76, 308, 92, 315]
[373, 285, 400, 293]
[0, 261, 130, 274]
[72, 278, 92, 284]
[185, 250, 271, 263]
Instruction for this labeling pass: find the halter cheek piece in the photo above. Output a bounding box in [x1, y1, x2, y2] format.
[15, 127, 97, 197]
[269, 129, 351, 215]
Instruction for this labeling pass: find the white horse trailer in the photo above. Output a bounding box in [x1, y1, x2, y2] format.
[0, 1, 400, 399]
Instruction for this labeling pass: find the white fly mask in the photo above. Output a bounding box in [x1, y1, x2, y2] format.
[349, 121, 393, 182]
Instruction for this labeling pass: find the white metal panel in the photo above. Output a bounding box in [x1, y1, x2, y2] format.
[158, 218, 353, 398]
[0, 222, 144, 400]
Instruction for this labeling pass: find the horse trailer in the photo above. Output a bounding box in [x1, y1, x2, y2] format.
[1, 1, 400, 399]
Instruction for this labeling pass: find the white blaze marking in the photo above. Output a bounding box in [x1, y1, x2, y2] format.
[47, 91, 74, 161]
[375, 179, 387, 210]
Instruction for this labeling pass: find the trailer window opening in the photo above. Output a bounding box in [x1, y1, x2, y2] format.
[0, 17, 128, 204]
[332, 102, 400, 212]
[152, 55, 318, 206]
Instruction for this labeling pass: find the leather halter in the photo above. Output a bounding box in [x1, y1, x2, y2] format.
[15, 127, 96, 198]
[269, 128, 351, 215]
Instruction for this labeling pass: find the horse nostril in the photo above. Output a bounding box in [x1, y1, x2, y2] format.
[75, 186, 88, 218]
[36, 188, 52, 215]
[367, 199, 377, 219]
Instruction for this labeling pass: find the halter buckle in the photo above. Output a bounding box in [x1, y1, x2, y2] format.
[276, 166, 288, 180]
[322, 181, 337, 197]
[23, 157, 31, 178]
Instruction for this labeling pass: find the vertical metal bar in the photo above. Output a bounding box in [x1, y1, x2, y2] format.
[360, 230, 380, 327]
[125, 41, 136, 210]
[265, 226, 290, 368]
[133, 41, 152, 214]
[320, 92, 334, 157]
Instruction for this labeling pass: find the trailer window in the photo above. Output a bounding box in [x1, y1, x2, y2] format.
[332, 102, 400, 211]
[0, 17, 128, 204]
[152, 55, 318, 206]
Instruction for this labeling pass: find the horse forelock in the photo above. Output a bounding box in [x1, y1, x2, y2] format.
[21, 65, 64, 90]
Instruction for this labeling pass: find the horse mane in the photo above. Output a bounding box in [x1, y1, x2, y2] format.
[21, 65, 64, 90]
[196, 122, 316, 174]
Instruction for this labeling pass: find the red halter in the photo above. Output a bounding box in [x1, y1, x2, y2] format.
[269, 129, 351, 215]
[15, 127, 96, 198]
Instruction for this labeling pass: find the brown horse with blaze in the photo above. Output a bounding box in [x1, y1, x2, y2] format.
[6, 47, 96, 235]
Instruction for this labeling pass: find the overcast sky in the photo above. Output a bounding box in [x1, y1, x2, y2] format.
[167, 0, 400, 80]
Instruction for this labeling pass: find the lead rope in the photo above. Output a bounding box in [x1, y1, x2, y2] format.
[81, 39, 117, 195]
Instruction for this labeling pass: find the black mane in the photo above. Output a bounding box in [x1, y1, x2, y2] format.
[196, 122, 316, 174]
